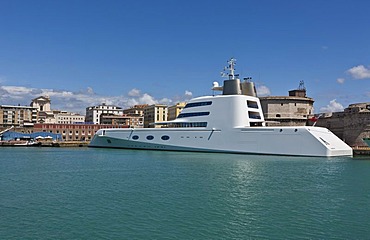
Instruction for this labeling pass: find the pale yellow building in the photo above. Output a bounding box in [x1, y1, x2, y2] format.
[168, 102, 186, 121]
[55, 112, 85, 124]
[144, 104, 168, 128]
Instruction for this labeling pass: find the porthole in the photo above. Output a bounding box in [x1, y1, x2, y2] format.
[146, 135, 154, 140]
[107, 139, 111, 143]
[161, 135, 170, 140]
[132, 135, 139, 140]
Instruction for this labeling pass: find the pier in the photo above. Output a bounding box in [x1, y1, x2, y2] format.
[353, 146, 370, 156]
[0, 141, 90, 147]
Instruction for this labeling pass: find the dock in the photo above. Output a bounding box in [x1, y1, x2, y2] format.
[42, 141, 90, 147]
[353, 146, 370, 156]
[0, 141, 90, 147]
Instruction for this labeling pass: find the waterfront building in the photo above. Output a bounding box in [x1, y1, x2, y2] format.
[0, 105, 37, 127]
[30, 96, 84, 124]
[100, 114, 144, 128]
[30, 96, 54, 123]
[121, 104, 147, 128]
[31, 96, 51, 112]
[86, 103, 124, 124]
[316, 102, 370, 147]
[55, 112, 85, 124]
[122, 104, 148, 116]
[143, 104, 168, 128]
[259, 81, 314, 126]
[167, 102, 186, 121]
[33, 123, 128, 141]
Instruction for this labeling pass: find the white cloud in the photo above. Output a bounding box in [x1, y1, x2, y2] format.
[337, 78, 345, 84]
[2, 86, 34, 95]
[158, 98, 172, 105]
[185, 90, 192, 97]
[347, 65, 370, 79]
[319, 99, 344, 113]
[0, 85, 178, 114]
[86, 87, 94, 94]
[128, 88, 141, 97]
[0, 84, 199, 114]
[256, 85, 271, 96]
[138, 93, 156, 105]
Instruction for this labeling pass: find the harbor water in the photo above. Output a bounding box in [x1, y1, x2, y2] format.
[1, 147, 370, 239]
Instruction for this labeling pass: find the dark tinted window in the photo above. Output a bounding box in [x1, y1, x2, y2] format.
[184, 101, 212, 109]
[161, 135, 170, 140]
[177, 112, 210, 118]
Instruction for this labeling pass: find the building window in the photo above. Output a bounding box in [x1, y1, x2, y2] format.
[276, 114, 281, 117]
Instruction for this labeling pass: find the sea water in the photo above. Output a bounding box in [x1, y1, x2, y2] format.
[1, 147, 370, 239]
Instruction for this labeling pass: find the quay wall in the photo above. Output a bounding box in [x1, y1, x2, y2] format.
[316, 103, 370, 147]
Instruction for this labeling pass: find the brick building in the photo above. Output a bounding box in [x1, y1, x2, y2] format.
[33, 123, 128, 141]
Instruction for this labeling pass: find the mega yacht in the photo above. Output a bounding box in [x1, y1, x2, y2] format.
[89, 58, 353, 157]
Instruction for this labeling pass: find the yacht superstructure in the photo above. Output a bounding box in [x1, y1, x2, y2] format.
[89, 58, 353, 157]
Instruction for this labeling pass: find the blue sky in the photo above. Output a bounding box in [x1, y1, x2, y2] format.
[1, 0, 369, 114]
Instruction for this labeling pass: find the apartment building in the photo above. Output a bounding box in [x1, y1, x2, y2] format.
[122, 104, 148, 116]
[100, 114, 143, 128]
[55, 112, 85, 124]
[143, 104, 168, 128]
[0, 105, 37, 127]
[167, 102, 186, 121]
[86, 103, 124, 124]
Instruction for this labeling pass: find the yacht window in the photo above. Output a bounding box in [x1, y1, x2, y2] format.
[169, 122, 207, 128]
[161, 135, 170, 140]
[248, 111, 261, 119]
[247, 100, 259, 109]
[146, 135, 154, 140]
[184, 101, 212, 109]
[177, 112, 210, 118]
[250, 122, 263, 127]
[132, 135, 139, 140]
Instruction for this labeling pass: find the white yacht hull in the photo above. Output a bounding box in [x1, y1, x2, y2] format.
[89, 126, 353, 157]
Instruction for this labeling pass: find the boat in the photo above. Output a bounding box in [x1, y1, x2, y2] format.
[4, 140, 42, 147]
[363, 138, 370, 147]
[89, 58, 353, 157]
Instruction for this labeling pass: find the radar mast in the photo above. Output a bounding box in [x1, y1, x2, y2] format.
[221, 57, 238, 79]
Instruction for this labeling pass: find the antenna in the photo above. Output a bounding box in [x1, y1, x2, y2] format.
[221, 57, 237, 79]
[298, 80, 306, 90]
